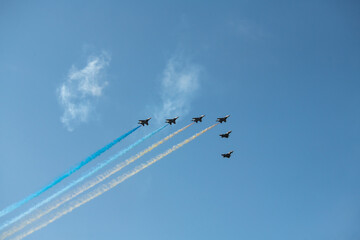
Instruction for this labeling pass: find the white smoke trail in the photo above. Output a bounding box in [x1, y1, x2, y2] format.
[12, 123, 218, 240]
[2, 123, 193, 239]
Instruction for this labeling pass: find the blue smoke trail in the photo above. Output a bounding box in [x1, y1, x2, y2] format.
[0, 126, 140, 220]
[0, 125, 167, 231]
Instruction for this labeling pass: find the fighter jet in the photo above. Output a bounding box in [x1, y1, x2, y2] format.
[221, 151, 234, 158]
[217, 115, 230, 123]
[166, 117, 179, 125]
[220, 131, 232, 138]
[138, 118, 151, 126]
[192, 115, 205, 123]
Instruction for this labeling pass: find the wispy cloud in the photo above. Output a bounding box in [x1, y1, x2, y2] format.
[58, 52, 110, 131]
[155, 55, 201, 122]
[229, 19, 268, 40]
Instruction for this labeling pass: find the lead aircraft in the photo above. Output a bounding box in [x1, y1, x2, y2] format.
[217, 115, 230, 123]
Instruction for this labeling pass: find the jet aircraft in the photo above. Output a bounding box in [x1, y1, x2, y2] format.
[138, 118, 151, 126]
[217, 115, 230, 123]
[221, 151, 234, 158]
[166, 117, 179, 125]
[220, 131, 232, 138]
[192, 115, 205, 123]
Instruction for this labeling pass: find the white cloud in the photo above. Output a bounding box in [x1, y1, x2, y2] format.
[155, 55, 201, 122]
[58, 52, 110, 131]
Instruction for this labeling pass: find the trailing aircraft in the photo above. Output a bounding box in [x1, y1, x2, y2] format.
[221, 151, 234, 158]
[217, 115, 230, 123]
[192, 115, 205, 123]
[138, 118, 151, 126]
[166, 117, 179, 125]
[220, 131, 232, 138]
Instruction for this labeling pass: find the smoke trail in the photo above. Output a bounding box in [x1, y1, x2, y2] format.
[1, 123, 194, 239]
[0, 126, 140, 220]
[12, 123, 218, 240]
[0, 125, 166, 233]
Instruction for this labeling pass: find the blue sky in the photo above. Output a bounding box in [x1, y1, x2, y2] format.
[0, 1, 359, 239]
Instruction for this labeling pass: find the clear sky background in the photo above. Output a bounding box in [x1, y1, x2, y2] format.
[0, 1, 359, 239]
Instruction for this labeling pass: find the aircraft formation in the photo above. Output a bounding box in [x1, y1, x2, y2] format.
[138, 114, 233, 158]
[0, 114, 234, 239]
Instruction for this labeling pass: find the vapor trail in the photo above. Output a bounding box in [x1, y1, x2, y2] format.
[12, 123, 218, 240]
[0, 125, 166, 233]
[1, 123, 193, 239]
[0, 126, 140, 220]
